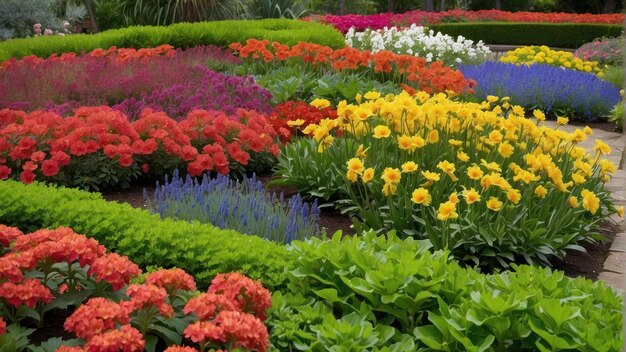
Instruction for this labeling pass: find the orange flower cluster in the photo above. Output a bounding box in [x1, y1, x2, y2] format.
[0, 224, 272, 351]
[229, 39, 471, 95]
[0, 44, 175, 70]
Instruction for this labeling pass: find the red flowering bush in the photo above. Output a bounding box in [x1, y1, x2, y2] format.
[229, 39, 472, 95]
[0, 106, 281, 190]
[0, 224, 272, 351]
[269, 101, 338, 143]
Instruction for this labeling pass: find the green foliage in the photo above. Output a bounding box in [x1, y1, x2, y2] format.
[609, 101, 624, 131]
[270, 137, 356, 201]
[245, 0, 309, 19]
[251, 68, 399, 105]
[121, 0, 245, 26]
[468, 0, 533, 11]
[602, 66, 624, 89]
[93, 0, 126, 31]
[0, 0, 65, 40]
[306, 0, 377, 15]
[269, 231, 624, 351]
[0, 19, 345, 61]
[0, 180, 291, 290]
[427, 22, 623, 48]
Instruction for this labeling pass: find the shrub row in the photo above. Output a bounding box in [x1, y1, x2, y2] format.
[0, 19, 345, 62]
[428, 23, 623, 48]
[0, 180, 291, 290]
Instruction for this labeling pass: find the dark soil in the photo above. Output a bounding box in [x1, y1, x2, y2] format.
[25, 309, 75, 344]
[100, 177, 614, 281]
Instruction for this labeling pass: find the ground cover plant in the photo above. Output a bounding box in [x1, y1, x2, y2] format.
[269, 231, 623, 351]
[229, 39, 472, 95]
[310, 9, 625, 33]
[148, 171, 321, 244]
[273, 92, 622, 267]
[0, 45, 272, 119]
[345, 24, 491, 67]
[458, 61, 621, 120]
[0, 224, 272, 351]
[0, 107, 280, 190]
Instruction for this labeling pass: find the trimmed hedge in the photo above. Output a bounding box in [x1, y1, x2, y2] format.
[428, 22, 623, 48]
[0, 19, 345, 62]
[0, 180, 291, 290]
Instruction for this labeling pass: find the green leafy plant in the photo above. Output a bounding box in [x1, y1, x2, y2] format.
[270, 231, 624, 351]
[121, 0, 246, 26]
[0, 180, 291, 290]
[245, 0, 309, 19]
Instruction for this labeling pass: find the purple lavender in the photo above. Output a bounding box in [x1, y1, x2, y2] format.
[458, 61, 620, 121]
[147, 170, 321, 244]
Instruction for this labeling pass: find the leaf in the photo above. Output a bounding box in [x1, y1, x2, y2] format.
[313, 288, 342, 303]
[144, 334, 158, 352]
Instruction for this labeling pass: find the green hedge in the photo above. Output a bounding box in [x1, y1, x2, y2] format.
[0, 19, 345, 62]
[0, 180, 291, 290]
[428, 22, 623, 48]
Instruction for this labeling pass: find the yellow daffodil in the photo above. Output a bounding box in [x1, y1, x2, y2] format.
[535, 185, 548, 198]
[593, 140, 611, 155]
[457, 150, 470, 162]
[381, 167, 401, 184]
[310, 98, 330, 109]
[486, 197, 503, 211]
[618, 206, 624, 218]
[581, 189, 600, 215]
[362, 168, 374, 183]
[401, 161, 418, 173]
[467, 165, 484, 180]
[437, 201, 458, 221]
[287, 119, 305, 127]
[373, 125, 391, 139]
[556, 116, 569, 125]
[463, 188, 481, 204]
[569, 196, 578, 208]
[421, 170, 441, 186]
[507, 189, 521, 204]
[409, 187, 430, 206]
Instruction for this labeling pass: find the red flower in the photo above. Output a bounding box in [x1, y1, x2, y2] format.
[163, 347, 198, 352]
[84, 325, 144, 352]
[208, 273, 272, 321]
[117, 154, 133, 167]
[0, 256, 24, 282]
[0, 225, 22, 247]
[64, 297, 131, 340]
[0, 317, 6, 336]
[88, 253, 141, 290]
[183, 321, 225, 344]
[123, 283, 174, 318]
[41, 159, 60, 177]
[51, 151, 71, 167]
[22, 161, 38, 171]
[0, 165, 10, 180]
[184, 293, 238, 320]
[145, 268, 196, 292]
[30, 151, 45, 163]
[0, 278, 53, 308]
[141, 164, 149, 173]
[19, 170, 35, 184]
[214, 310, 269, 352]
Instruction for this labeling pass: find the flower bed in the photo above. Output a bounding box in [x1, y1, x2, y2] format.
[0, 107, 279, 190]
[500, 45, 604, 76]
[149, 172, 321, 244]
[0, 224, 272, 351]
[345, 24, 491, 67]
[575, 36, 624, 67]
[458, 61, 620, 120]
[229, 39, 472, 95]
[274, 92, 621, 267]
[311, 9, 625, 33]
[0, 45, 271, 119]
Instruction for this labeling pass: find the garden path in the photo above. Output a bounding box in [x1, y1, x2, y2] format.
[544, 121, 626, 291]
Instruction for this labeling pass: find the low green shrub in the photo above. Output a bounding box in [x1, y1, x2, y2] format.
[269, 231, 624, 351]
[0, 18, 344, 61]
[0, 180, 291, 290]
[428, 22, 623, 48]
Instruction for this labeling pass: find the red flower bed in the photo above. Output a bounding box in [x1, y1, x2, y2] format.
[0, 107, 280, 190]
[0, 224, 272, 352]
[308, 9, 625, 33]
[229, 39, 472, 95]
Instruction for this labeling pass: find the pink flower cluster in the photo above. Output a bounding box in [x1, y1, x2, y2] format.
[308, 9, 625, 33]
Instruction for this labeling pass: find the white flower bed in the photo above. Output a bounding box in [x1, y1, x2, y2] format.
[345, 24, 491, 67]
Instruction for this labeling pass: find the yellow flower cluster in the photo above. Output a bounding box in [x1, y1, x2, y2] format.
[500, 45, 604, 77]
[304, 90, 616, 222]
